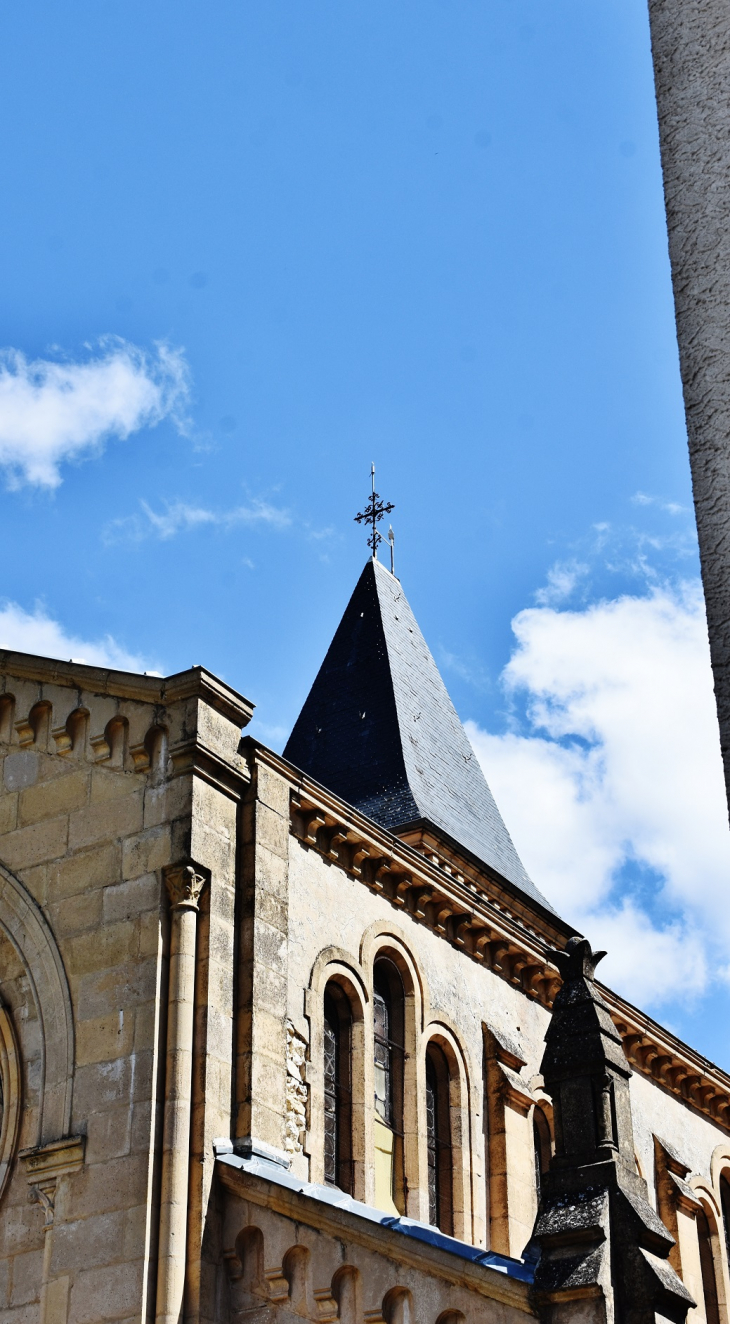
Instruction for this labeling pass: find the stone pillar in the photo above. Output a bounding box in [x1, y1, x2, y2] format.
[484, 1026, 537, 1258]
[22, 1137, 85, 1324]
[654, 1137, 706, 1319]
[155, 863, 207, 1324]
[527, 937, 694, 1324]
[235, 758, 291, 1158]
[648, 0, 730, 813]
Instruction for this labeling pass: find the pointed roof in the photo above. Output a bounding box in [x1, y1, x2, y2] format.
[284, 559, 555, 913]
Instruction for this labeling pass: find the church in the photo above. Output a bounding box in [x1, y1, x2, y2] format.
[1, 533, 729, 1324]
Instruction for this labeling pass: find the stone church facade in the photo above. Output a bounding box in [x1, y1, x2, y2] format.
[0, 558, 729, 1324]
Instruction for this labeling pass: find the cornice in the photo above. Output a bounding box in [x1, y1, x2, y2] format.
[245, 741, 730, 1135]
[0, 652, 254, 727]
[217, 1159, 533, 1311]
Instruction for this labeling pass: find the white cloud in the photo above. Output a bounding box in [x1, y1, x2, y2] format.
[534, 560, 589, 606]
[466, 579, 730, 1009]
[632, 491, 686, 516]
[0, 601, 152, 672]
[0, 339, 190, 488]
[104, 497, 291, 543]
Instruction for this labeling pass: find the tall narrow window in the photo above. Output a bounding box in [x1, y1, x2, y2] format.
[323, 985, 353, 1192]
[721, 1177, 730, 1275]
[373, 959, 405, 1214]
[698, 1207, 721, 1324]
[425, 1043, 453, 1234]
[533, 1108, 551, 1201]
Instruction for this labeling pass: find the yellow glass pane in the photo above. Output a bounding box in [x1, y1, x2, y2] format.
[373, 1116, 399, 1216]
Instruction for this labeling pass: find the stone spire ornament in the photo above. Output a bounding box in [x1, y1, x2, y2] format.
[528, 936, 694, 1324]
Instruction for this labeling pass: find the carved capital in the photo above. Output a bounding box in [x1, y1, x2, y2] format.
[164, 864, 207, 912]
[29, 1182, 55, 1230]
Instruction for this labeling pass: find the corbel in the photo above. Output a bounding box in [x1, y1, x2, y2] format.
[21, 1136, 86, 1231]
[14, 716, 35, 747]
[433, 898, 454, 934]
[350, 840, 373, 878]
[389, 873, 412, 907]
[407, 885, 435, 920]
[89, 732, 112, 763]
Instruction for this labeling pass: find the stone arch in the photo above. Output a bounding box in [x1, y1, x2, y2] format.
[332, 1266, 360, 1324]
[283, 1244, 315, 1317]
[382, 1286, 415, 1324]
[360, 921, 428, 1029]
[0, 999, 21, 1201]
[307, 950, 369, 1197]
[422, 1022, 473, 1240]
[0, 859, 74, 1145]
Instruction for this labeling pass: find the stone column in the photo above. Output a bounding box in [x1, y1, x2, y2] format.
[155, 864, 207, 1324]
[648, 0, 730, 814]
[235, 759, 290, 1158]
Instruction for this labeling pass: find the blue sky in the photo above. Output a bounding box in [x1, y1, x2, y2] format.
[2, 2, 729, 1065]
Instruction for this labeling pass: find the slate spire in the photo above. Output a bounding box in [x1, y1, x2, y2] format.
[284, 558, 554, 912]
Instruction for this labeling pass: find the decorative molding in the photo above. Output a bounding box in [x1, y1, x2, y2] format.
[23, 1135, 85, 1232]
[0, 655, 254, 727]
[0, 860, 75, 1146]
[0, 1000, 21, 1205]
[164, 864, 207, 912]
[21, 1135, 85, 1182]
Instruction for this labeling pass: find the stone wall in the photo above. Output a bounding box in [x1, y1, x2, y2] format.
[0, 655, 252, 1324]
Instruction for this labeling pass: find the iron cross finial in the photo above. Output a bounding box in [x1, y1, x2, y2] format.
[354, 463, 395, 560]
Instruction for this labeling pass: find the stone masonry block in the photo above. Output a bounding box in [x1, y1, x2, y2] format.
[18, 768, 89, 826]
[89, 768, 143, 804]
[255, 762, 290, 816]
[70, 1259, 144, 1324]
[103, 873, 161, 924]
[252, 920, 289, 975]
[47, 888, 103, 938]
[76, 959, 159, 1020]
[84, 1103, 136, 1164]
[49, 843, 120, 900]
[143, 776, 191, 829]
[8, 1249, 43, 1308]
[76, 1009, 135, 1066]
[52, 1209, 127, 1273]
[68, 794, 144, 852]
[68, 1154, 151, 1221]
[66, 920, 138, 978]
[254, 803, 289, 860]
[0, 815, 68, 869]
[0, 791, 18, 834]
[253, 847, 289, 900]
[121, 825, 171, 882]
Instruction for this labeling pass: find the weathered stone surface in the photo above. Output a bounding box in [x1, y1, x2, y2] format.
[648, 0, 730, 810]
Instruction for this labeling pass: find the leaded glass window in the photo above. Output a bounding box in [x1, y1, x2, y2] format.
[425, 1042, 453, 1234]
[323, 986, 353, 1192]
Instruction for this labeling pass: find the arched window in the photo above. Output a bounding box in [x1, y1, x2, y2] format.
[323, 984, 353, 1192]
[426, 1043, 453, 1234]
[721, 1175, 730, 1268]
[697, 1206, 720, 1324]
[533, 1107, 551, 1201]
[373, 959, 405, 1214]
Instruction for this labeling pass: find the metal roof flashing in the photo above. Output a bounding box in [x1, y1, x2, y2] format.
[214, 1143, 534, 1286]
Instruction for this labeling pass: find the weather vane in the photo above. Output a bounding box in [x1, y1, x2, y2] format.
[354, 464, 395, 563]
